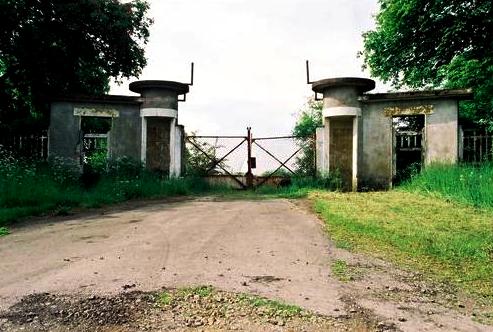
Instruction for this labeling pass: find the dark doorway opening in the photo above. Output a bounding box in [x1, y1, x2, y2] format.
[146, 117, 171, 175]
[329, 117, 354, 191]
[392, 115, 425, 185]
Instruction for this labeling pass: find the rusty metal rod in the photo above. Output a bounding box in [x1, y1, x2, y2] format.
[253, 135, 312, 141]
[256, 147, 302, 188]
[205, 138, 247, 174]
[187, 135, 247, 139]
[253, 141, 296, 175]
[186, 138, 247, 189]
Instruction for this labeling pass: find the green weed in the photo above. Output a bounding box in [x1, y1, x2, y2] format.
[331, 260, 350, 282]
[238, 294, 303, 318]
[177, 285, 214, 298]
[157, 291, 173, 306]
[0, 227, 9, 237]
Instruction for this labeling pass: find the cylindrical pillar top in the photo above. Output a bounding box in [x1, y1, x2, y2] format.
[129, 80, 189, 110]
[312, 77, 375, 109]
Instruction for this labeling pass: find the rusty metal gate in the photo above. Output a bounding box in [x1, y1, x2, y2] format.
[185, 127, 314, 189]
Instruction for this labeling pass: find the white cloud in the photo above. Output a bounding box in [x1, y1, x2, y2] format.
[111, 0, 387, 136]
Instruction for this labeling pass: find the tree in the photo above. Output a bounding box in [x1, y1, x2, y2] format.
[361, 0, 493, 128]
[292, 98, 323, 176]
[0, 0, 152, 132]
[185, 135, 229, 176]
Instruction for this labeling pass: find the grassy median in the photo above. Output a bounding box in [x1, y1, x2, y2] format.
[311, 190, 493, 301]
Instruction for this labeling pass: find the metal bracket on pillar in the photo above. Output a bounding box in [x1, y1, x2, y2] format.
[178, 62, 194, 102]
[187, 62, 194, 86]
[306, 60, 322, 101]
[306, 60, 314, 84]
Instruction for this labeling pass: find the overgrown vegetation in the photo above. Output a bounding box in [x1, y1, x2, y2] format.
[292, 98, 323, 176]
[0, 146, 211, 228]
[361, 0, 493, 128]
[0, 142, 342, 231]
[0, 0, 152, 132]
[312, 190, 493, 301]
[401, 163, 493, 208]
[0, 226, 9, 237]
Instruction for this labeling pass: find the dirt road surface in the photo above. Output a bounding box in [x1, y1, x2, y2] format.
[0, 198, 491, 331]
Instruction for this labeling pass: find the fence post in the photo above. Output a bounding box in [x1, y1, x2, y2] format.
[246, 127, 254, 189]
[458, 125, 464, 162]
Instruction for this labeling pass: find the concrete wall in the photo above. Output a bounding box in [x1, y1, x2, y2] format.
[105, 104, 141, 161]
[425, 100, 459, 164]
[48, 102, 82, 169]
[140, 88, 179, 109]
[358, 99, 459, 190]
[358, 102, 393, 190]
[173, 125, 185, 177]
[49, 101, 142, 165]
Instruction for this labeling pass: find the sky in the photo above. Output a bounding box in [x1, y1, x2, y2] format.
[111, 0, 385, 137]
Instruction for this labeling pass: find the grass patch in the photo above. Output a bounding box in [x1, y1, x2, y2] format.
[157, 286, 214, 307]
[331, 260, 351, 282]
[156, 286, 305, 319]
[401, 163, 493, 208]
[237, 293, 303, 318]
[330, 259, 360, 282]
[157, 291, 173, 306]
[0, 226, 9, 237]
[211, 175, 341, 200]
[311, 191, 493, 301]
[177, 285, 214, 298]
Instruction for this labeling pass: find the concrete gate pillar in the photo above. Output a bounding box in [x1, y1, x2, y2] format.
[129, 80, 189, 176]
[312, 78, 375, 191]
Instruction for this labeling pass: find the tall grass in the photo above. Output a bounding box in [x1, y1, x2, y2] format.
[0, 148, 212, 227]
[401, 163, 493, 208]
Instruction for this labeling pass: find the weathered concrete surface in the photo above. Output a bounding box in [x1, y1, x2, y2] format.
[110, 104, 142, 161]
[359, 99, 460, 189]
[48, 102, 82, 166]
[358, 102, 393, 190]
[426, 99, 459, 164]
[0, 199, 489, 331]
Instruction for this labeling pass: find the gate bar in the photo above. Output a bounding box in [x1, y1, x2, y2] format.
[256, 147, 303, 188]
[186, 138, 247, 189]
[204, 137, 247, 174]
[253, 141, 296, 175]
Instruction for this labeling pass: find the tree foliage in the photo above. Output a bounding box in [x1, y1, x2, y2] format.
[292, 98, 323, 176]
[0, 0, 152, 131]
[361, 0, 493, 127]
[185, 136, 229, 177]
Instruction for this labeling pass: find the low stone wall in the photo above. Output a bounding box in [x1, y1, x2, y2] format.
[203, 175, 291, 189]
